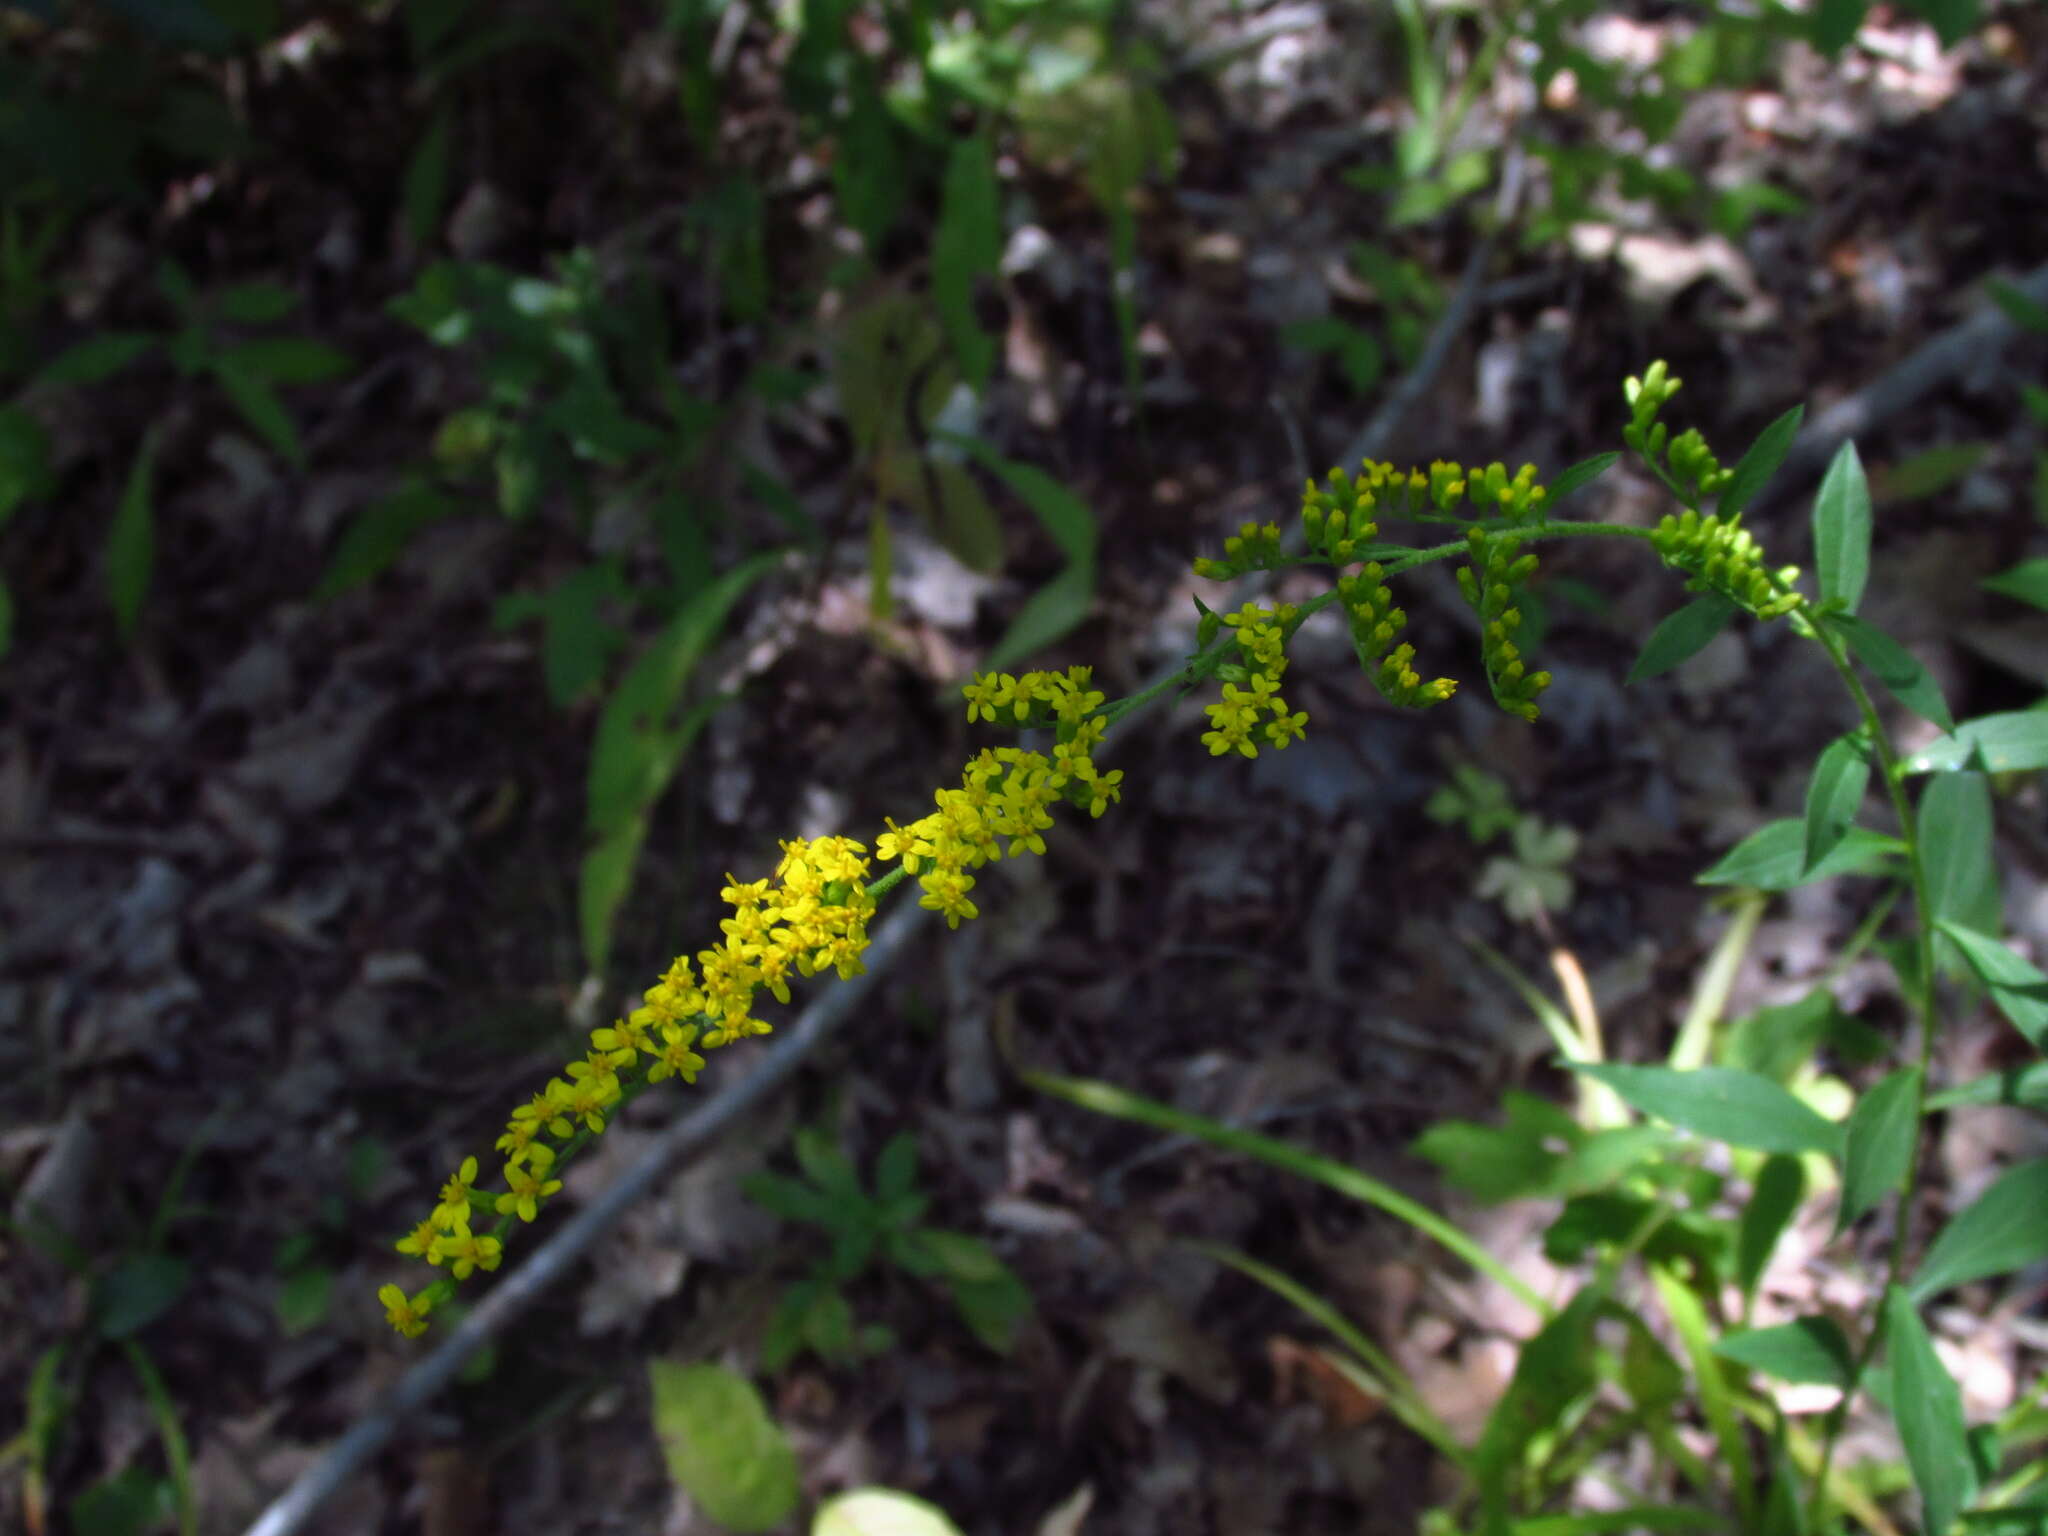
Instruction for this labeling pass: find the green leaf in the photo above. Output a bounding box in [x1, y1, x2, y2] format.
[1628, 594, 1739, 683]
[1475, 1288, 1605, 1524]
[1568, 1063, 1844, 1156]
[1511, 1508, 1726, 1535]
[646, 1360, 799, 1533]
[1828, 613, 1955, 732]
[1812, 440, 1871, 613]
[218, 337, 353, 386]
[1696, 819, 1902, 890]
[277, 1265, 334, 1335]
[403, 106, 456, 250]
[1654, 1266, 1756, 1525]
[815, 1488, 967, 1536]
[94, 1253, 190, 1338]
[107, 433, 159, 640]
[313, 482, 457, 600]
[932, 134, 1000, 391]
[1983, 558, 2048, 611]
[586, 553, 776, 838]
[1811, 0, 1869, 52]
[1926, 1061, 2048, 1112]
[210, 357, 304, 466]
[1935, 920, 2048, 1049]
[1837, 1067, 1921, 1236]
[1986, 277, 2048, 334]
[1885, 1287, 1977, 1536]
[0, 405, 55, 524]
[1737, 1155, 1806, 1301]
[214, 280, 298, 325]
[69, 1468, 172, 1536]
[1718, 403, 1804, 521]
[1903, 0, 1979, 48]
[1922, 772, 2000, 941]
[1905, 711, 2048, 775]
[1909, 1158, 2048, 1303]
[1716, 1317, 1856, 1389]
[1876, 441, 1989, 503]
[493, 560, 627, 706]
[1801, 731, 1871, 875]
[1545, 451, 1621, 506]
[40, 332, 156, 387]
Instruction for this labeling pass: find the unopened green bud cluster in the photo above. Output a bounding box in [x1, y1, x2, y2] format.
[1457, 527, 1550, 721]
[1649, 510, 1802, 619]
[1624, 362, 1802, 622]
[1338, 563, 1457, 708]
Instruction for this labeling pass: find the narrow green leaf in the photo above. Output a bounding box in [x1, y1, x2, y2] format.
[1696, 819, 1902, 890]
[1628, 594, 1738, 683]
[932, 134, 1000, 390]
[1909, 1158, 2048, 1303]
[1925, 1061, 2048, 1112]
[403, 106, 456, 250]
[107, 433, 159, 639]
[1475, 1287, 1604, 1526]
[1028, 1069, 1548, 1316]
[218, 337, 352, 385]
[1738, 1155, 1806, 1300]
[1718, 403, 1805, 521]
[210, 358, 303, 466]
[0, 405, 55, 524]
[1983, 559, 2048, 612]
[1544, 451, 1621, 506]
[1837, 1067, 1922, 1236]
[1511, 1508, 1725, 1534]
[1905, 711, 2048, 775]
[1569, 1064, 1844, 1157]
[1986, 277, 2048, 334]
[1829, 613, 1954, 732]
[41, 332, 157, 387]
[1802, 731, 1871, 875]
[1716, 1317, 1856, 1389]
[1876, 442, 1989, 503]
[213, 280, 297, 325]
[1922, 772, 2000, 939]
[1885, 1287, 1977, 1536]
[1813, 440, 1871, 613]
[646, 1360, 799, 1532]
[94, 1253, 190, 1338]
[1655, 1266, 1756, 1527]
[1934, 917, 2048, 1046]
[313, 483, 457, 600]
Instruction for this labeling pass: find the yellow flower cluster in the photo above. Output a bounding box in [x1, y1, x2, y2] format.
[1200, 604, 1309, 758]
[383, 669, 1125, 1336]
[890, 666, 1123, 927]
[382, 832, 877, 1337]
[1651, 509, 1802, 621]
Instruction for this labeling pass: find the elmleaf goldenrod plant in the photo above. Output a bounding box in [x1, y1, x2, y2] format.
[383, 361, 2048, 1534]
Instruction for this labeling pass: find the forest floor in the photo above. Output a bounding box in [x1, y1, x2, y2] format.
[4, 4, 2048, 1534]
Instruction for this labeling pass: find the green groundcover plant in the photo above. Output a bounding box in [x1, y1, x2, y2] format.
[382, 360, 2048, 1534]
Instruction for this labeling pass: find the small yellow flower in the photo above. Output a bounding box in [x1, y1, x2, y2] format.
[497, 1145, 563, 1222]
[395, 1216, 441, 1262]
[433, 1156, 480, 1229]
[430, 1225, 504, 1280]
[647, 1023, 706, 1084]
[380, 1283, 433, 1338]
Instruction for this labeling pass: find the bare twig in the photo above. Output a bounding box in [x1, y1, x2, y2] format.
[241, 900, 932, 1536]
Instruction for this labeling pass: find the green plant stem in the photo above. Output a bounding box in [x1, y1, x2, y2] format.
[1798, 602, 1944, 1532]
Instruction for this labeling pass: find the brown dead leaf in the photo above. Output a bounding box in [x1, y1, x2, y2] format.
[1266, 1335, 1383, 1428]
